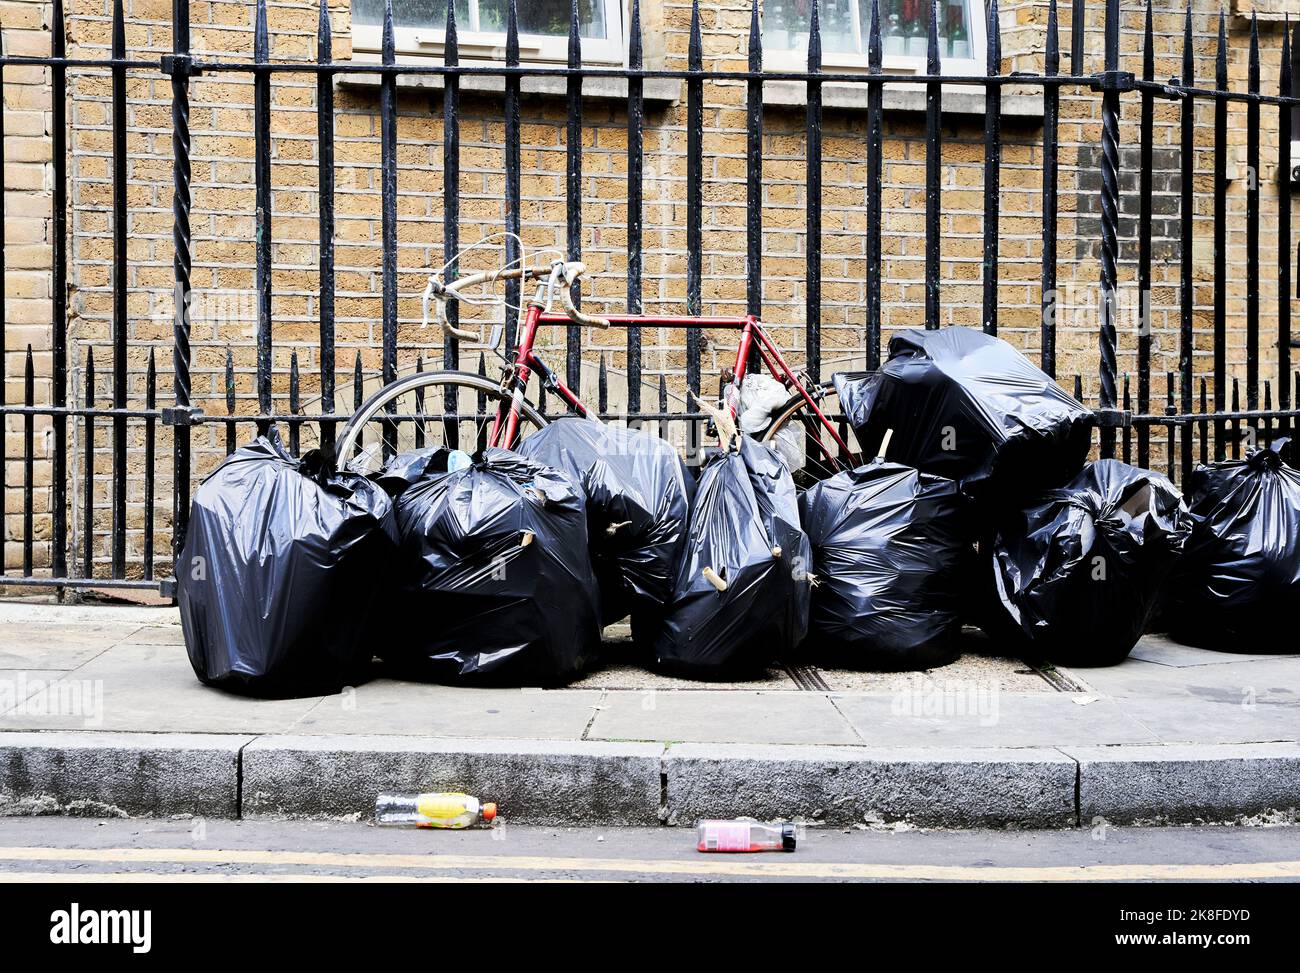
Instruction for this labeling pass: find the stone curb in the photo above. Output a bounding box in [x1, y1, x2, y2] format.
[241, 735, 666, 827]
[0, 731, 244, 818]
[1064, 742, 1300, 825]
[663, 743, 1079, 828]
[2, 732, 1299, 828]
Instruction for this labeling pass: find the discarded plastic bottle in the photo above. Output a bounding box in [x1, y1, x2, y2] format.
[375, 792, 498, 829]
[696, 819, 796, 853]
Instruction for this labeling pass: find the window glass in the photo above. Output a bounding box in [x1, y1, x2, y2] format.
[476, 0, 609, 38]
[762, 0, 976, 61]
[352, 0, 466, 32]
[353, 0, 611, 40]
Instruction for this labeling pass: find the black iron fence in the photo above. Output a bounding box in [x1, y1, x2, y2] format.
[0, 0, 1298, 594]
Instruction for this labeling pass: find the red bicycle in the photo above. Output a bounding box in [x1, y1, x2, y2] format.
[336, 259, 862, 482]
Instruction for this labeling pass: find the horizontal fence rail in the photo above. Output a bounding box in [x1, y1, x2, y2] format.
[0, 0, 1298, 595]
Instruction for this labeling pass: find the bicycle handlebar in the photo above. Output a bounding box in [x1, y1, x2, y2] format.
[422, 261, 611, 342]
[555, 272, 613, 330]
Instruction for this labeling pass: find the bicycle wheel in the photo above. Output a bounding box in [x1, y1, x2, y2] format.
[761, 385, 863, 487]
[335, 370, 548, 474]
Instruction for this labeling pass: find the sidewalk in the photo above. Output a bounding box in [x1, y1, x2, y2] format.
[0, 601, 1297, 829]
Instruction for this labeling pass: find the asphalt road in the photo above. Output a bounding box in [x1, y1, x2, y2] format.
[0, 817, 1296, 882]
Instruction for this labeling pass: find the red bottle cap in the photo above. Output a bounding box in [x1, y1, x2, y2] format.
[482, 803, 498, 822]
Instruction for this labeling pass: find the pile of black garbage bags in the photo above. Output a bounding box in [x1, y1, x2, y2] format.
[180, 328, 1300, 698]
[181, 419, 700, 694]
[831, 328, 1298, 669]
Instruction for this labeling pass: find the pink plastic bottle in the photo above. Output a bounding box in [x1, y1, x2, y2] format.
[696, 819, 797, 853]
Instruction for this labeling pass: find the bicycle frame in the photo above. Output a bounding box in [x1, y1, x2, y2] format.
[486, 300, 854, 462]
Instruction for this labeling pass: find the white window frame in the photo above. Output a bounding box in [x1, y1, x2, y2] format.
[352, 0, 627, 65]
[762, 1, 988, 78]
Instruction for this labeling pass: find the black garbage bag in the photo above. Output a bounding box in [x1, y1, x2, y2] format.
[987, 460, 1194, 666]
[516, 416, 694, 623]
[646, 437, 812, 678]
[178, 430, 399, 698]
[832, 327, 1094, 504]
[383, 447, 601, 686]
[373, 446, 451, 497]
[798, 460, 967, 670]
[1164, 440, 1300, 649]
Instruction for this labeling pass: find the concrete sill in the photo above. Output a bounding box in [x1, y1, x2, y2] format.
[762, 79, 1046, 120]
[337, 70, 682, 107]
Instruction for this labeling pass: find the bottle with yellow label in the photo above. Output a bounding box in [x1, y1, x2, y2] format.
[375, 792, 498, 829]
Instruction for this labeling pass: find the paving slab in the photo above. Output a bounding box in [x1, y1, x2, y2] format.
[0, 731, 245, 818]
[664, 743, 1077, 828]
[0, 643, 325, 734]
[1075, 654, 1300, 701]
[117, 625, 186, 647]
[0, 602, 176, 627]
[1105, 694, 1300, 745]
[586, 690, 862, 746]
[0, 621, 142, 670]
[1129, 633, 1298, 668]
[0, 671, 93, 730]
[241, 735, 664, 826]
[1066, 743, 1300, 824]
[832, 692, 1161, 748]
[1066, 655, 1299, 745]
[291, 680, 603, 740]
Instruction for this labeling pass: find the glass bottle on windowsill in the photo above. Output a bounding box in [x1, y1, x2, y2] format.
[884, 0, 906, 57]
[905, 0, 927, 58]
[948, 2, 970, 60]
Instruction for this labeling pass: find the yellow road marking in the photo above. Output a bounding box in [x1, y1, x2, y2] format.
[0, 847, 1297, 881]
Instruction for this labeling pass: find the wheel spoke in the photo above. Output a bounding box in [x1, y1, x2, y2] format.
[763, 386, 861, 487]
[335, 373, 545, 474]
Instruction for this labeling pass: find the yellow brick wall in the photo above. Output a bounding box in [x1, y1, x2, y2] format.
[3, 0, 1298, 581]
[2, 0, 59, 576]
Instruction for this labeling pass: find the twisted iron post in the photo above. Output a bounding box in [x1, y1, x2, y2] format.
[168, 0, 194, 571]
[1097, 0, 1121, 458]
